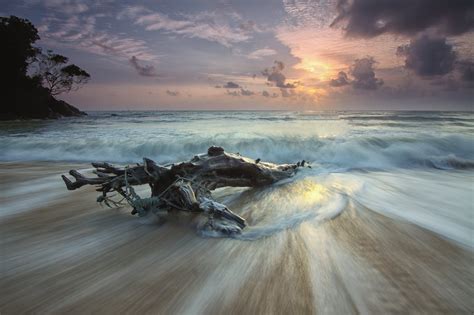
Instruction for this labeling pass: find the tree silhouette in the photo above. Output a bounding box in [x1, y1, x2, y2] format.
[0, 15, 89, 119]
[35, 50, 90, 95]
[0, 16, 40, 83]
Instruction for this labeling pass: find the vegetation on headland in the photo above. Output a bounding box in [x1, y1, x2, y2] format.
[0, 16, 90, 120]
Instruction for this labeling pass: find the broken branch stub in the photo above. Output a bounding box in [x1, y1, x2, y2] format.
[61, 146, 305, 235]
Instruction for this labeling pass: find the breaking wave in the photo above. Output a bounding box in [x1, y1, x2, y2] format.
[1, 133, 473, 171]
[1, 111, 473, 172]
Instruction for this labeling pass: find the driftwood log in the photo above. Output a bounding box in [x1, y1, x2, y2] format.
[62, 146, 307, 234]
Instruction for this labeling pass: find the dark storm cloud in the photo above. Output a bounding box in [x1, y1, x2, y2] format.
[397, 34, 456, 77]
[330, 57, 383, 89]
[262, 61, 296, 88]
[457, 60, 474, 82]
[267, 71, 286, 87]
[223, 81, 240, 88]
[351, 57, 384, 90]
[331, 0, 474, 37]
[329, 71, 350, 87]
[129, 56, 158, 77]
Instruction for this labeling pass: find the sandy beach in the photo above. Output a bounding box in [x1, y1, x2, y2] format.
[1, 162, 472, 314]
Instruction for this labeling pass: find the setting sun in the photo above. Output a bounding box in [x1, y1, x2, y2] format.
[295, 58, 335, 81]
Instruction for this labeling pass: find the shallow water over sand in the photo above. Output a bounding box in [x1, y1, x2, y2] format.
[1, 111, 473, 313]
[0, 163, 472, 314]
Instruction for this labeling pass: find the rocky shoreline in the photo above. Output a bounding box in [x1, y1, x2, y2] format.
[0, 97, 86, 120]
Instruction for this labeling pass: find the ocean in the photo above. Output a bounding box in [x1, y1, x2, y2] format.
[1, 110, 473, 313]
[1, 111, 473, 168]
[1, 110, 473, 246]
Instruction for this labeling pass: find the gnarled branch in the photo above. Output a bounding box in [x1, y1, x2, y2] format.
[62, 146, 307, 235]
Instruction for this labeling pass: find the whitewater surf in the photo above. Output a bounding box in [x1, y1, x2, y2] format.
[1, 111, 473, 313]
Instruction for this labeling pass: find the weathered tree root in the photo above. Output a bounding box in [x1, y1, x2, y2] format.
[62, 146, 307, 235]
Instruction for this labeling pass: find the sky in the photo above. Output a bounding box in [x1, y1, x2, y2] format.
[2, 0, 474, 110]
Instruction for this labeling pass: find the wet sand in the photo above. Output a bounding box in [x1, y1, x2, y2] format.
[1, 163, 473, 314]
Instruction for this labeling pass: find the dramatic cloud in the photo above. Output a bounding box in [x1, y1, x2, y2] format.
[274, 60, 284, 71]
[12, 0, 472, 109]
[166, 90, 180, 96]
[223, 81, 240, 89]
[330, 57, 383, 89]
[226, 88, 255, 96]
[226, 90, 240, 96]
[116, 5, 149, 20]
[329, 71, 350, 87]
[129, 56, 158, 77]
[280, 88, 298, 98]
[262, 60, 296, 88]
[331, 0, 474, 37]
[247, 48, 277, 60]
[457, 60, 474, 82]
[240, 88, 254, 96]
[280, 88, 291, 97]
[283, 0, 336, 28]
[132, 10, 252, 47]
[38, 15, 157, 61]
[135, 12, 192, 31]
[350, 57, 384, 89]
[29, 0, 89, 15]
[239, 20, 259, 32]
[397, 34, 456, 77]
[262, 90, 278, 98]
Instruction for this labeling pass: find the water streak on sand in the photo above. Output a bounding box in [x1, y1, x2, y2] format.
[0, 163, 473, 313]
[1, 111, 473, 313]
